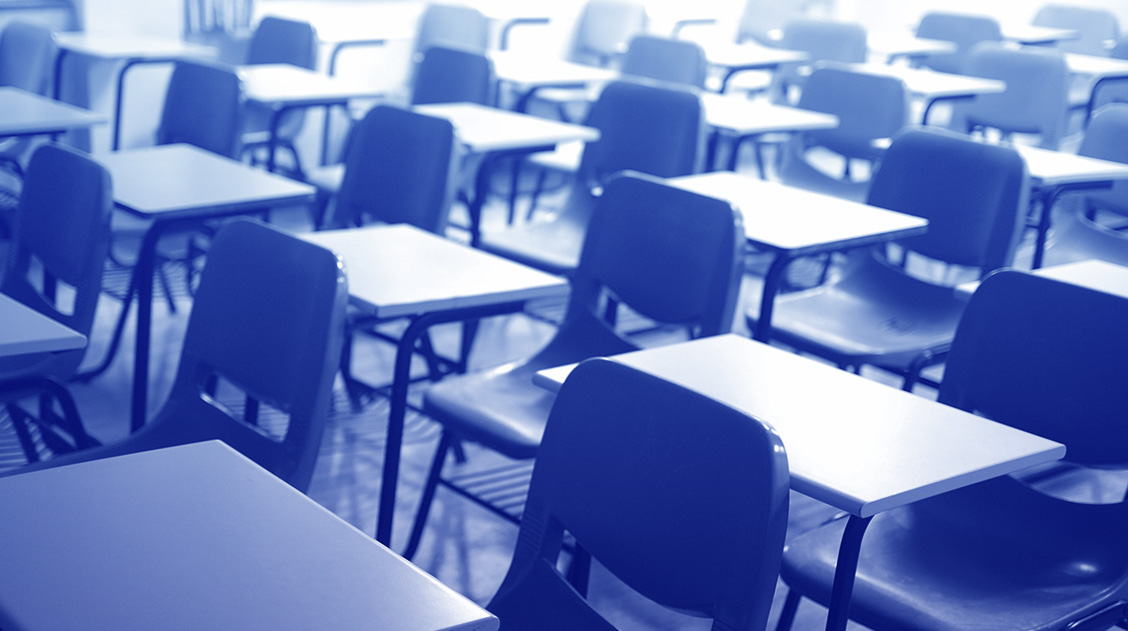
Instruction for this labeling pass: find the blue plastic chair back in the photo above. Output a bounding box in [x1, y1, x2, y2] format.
[956, 42, 1070, 149]
[868, 128, 1028, 273]
[571, 173, 743, 337]
[1033, 4, 1120, 56]
[568, 0, 648, 66]
[0, 21, 54, 94]
[914, 11, 1002, 74]
[488, 358, 789, 631]
[620, 34, 707, 89]
[158, 61, 243, 158]
[941, 269, 1128, 467]
[330, 105, 458, 233]
[780, 19, 868, 65]
[0, 144, 112, 379]
[415, 3, 490, 55]
[246, 16, 317, 69]
[796, 65, 908, 162]
[412, 45, 494, 106]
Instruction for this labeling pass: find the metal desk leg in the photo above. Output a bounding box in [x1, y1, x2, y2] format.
[753, 252, 793, 342]
[825, 515, 873, 631]
[374, 302, 524, 547]
[130, 218, 167, 432]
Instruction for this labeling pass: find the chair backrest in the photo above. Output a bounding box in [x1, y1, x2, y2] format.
[1076, 103, 1128, 218]
[940, 269, 1128, 468]
[567, 0, 648, 67]
[134, 219, 348, 491]
[567, 173, 743, 342]
[0, 21, 55, 94]
[780, 18, 868, 66]
[1033, 4, 1120, 57]
[914, 11, 1002, 75]
[329, 105, 459, 233]
[488, 358, 789, 631]
[0, 144, 112, 378]
[795, 65, 908, 162]
[955, 42, 1070, 150]
[620, 34, 707, 89]
[577, 79, 703, 192]
[157, 61, 243, 158]
[245, 16, 317, 70]
[736, 0, 829, 45]
[867, 128, 1028, 273]
[412, 45, 494, 106]
[415, 3, 490, 56]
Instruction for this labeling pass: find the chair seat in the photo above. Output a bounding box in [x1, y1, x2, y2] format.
[527, 141, 584, 174]
[478, 212, 588, 276]
[777, 148, 872, 202]
[305, 163, 345, 194]
[753, 254, 966, 370]
[423, 363, 554, 460]
[781, 476, 1128, 631]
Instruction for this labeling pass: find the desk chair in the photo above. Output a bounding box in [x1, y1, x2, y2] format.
[415, 3, 490, 56]
[773, 65, 908, 199]
[1040, 104, 1128, 266]
[1033, 4, 1119, 57]
[568, 0, 648, 68]
[747, 128, 1028, 391]
[412, 45, 495, 107]
[109, 60, 242, 310]
[480, 79, 703, 276]
[486, 358, 789, 631]
[402, 173, 744, 560]
[914, 11, 1003, 75]
[0, 144, 111, 462]
[951, 43, 1070, 150]
[521, 35, 706, 217]
[310, 105, 464, 403]
[773, 19, 868, 102]
[0, 21, 55, 180]
[240, 16, 318, 177]
[4, 220, 348, 492]
[775, 269, 1128, 631]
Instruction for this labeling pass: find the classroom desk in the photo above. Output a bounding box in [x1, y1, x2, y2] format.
[702, 93, 839, 173]
[700, 41, 809, 93]
[51, 32, 216, 151]
[956, 259, 1128, 300]
[300, 224, 568, 548]
[414, 102, 600, 238]
[84, 144, 316, 432]
[0, 294, 86, 358]
[1016, 144, 1128, 268]
[1063, 53, 1128, 124]
[845, 63, 1006, 124]
[489, 50, 620, 112]
[866, 33, 957, 64]
[534, 333, 1066, 631]
[0, 440, 499, 631]
[0, 87, 105, 139]
[667, 171, 928, 342]
[1005, 24, 1079, 46]
[238, 64, 385, 175]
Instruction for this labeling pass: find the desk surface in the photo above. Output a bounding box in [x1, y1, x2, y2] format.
[415, 102, 599, 153]
[867, 33, 957, 59]
[1017, 144, 1128, 187]
[701, 41, 808, 70]
[536, 334, 1066, 518]
[958, 260, 1128, 300]
[668, 171, 927, 253]
[97, 144, 316, 218]
[0, 87, 105, 137]
[238, 64, 385, 106]
[53, 32, 215, 59]
[1004, 24, 1078, 46]
[300, 224, 568, 319]
[703, 93, 839, 136]
[0, 294, 86, 358]
[848, 63, 1006, 100]
[0, 441, 498, 631]
[489, 50, 619, 91]
[1064, 52, 1128, 79]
